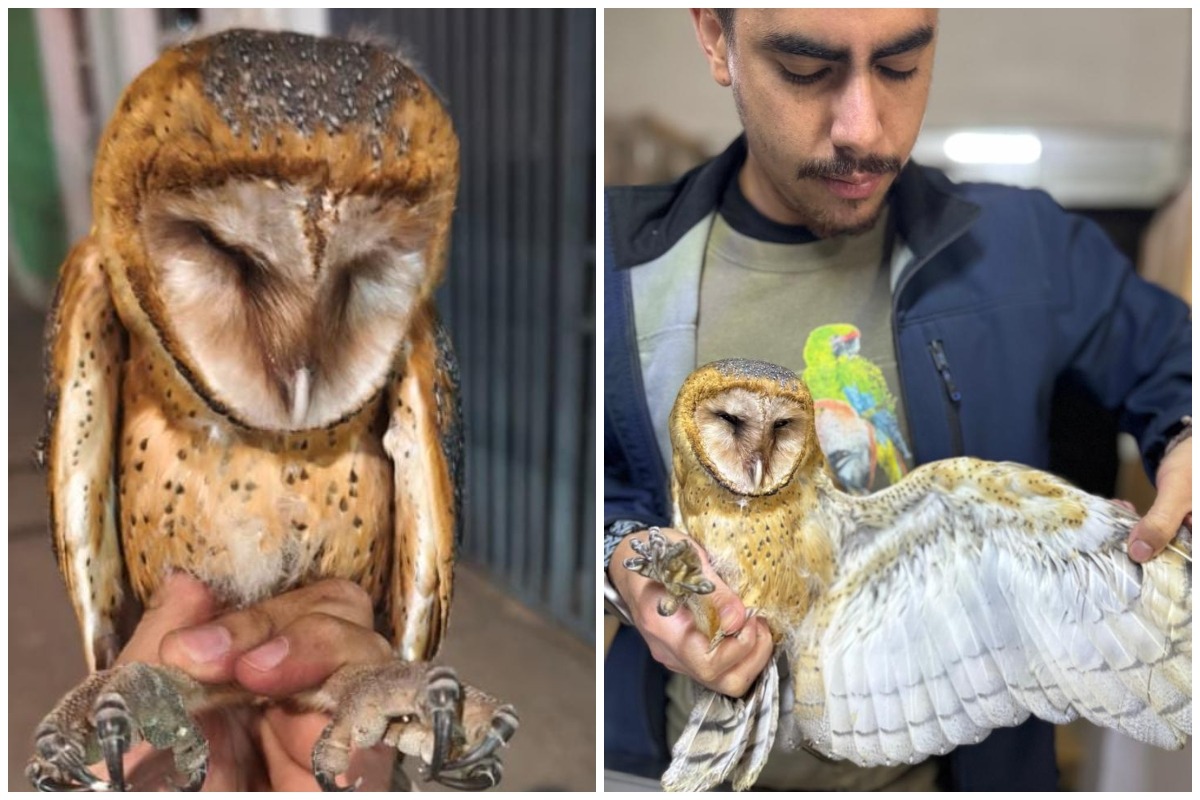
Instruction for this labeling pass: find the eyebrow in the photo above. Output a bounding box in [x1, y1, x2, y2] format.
[762, 24, 936, 63]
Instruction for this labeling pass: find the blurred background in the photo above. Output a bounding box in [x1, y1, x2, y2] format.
[604, 8, 1190, 792]
[9, 8, 595, 791]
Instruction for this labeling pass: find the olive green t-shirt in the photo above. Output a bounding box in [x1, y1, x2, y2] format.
[697, 184, 914, 495]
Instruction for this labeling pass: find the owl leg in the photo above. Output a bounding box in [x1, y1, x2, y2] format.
[26, 663, 209, 792]
[623, 528, 721, 639]
[310, 662, 517, 791]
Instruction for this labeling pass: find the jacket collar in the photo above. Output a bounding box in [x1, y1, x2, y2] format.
[608, 135, 981, 270]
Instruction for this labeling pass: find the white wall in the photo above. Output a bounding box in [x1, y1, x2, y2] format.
[605, 9, 1191, 153]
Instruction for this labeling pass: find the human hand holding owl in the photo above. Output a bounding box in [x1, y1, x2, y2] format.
[1130, 435, 1192, 562]
[610, 528, 773, 698]
[92, 575, 396, 790]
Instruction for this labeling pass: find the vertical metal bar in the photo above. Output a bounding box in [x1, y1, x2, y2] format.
[488, 8, 512, 582]
[548, 9, 589, 616]
[467, 10, 493, 572]
[460, 8, 484, 566]
[523, 9, 553, 607]
[509, 9, 533, 593]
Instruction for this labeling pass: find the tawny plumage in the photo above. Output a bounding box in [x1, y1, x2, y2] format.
[627, 359, 1190, 791]
[30, 29, 515, 792]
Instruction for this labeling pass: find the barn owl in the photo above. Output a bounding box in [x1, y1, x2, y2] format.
[27, 29, 517, 791]
[624, 358, 1190, 791]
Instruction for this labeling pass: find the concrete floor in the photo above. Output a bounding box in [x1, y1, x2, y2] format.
[8, 294, 596, 791]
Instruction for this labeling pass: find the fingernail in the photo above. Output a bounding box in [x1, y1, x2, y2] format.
[243, 636, 289, 672]
[177, 625, 231, 663]
[1130, 540, 1153, 562]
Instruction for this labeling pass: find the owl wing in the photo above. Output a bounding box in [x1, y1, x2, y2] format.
[383, 302, 462, 662]
[42, 237, 133, 671]
[792, 458, 1191, 768]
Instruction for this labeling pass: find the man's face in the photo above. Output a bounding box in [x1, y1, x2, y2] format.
[696, 9, 938, 237]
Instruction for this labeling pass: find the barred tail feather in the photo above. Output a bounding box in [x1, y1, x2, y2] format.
[662, 658, 780, 792]
[730, 657, 780, 790]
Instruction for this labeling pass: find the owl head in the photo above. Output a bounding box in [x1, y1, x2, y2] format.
[91, 29, 459, 431]
[670, 359, 825, 496]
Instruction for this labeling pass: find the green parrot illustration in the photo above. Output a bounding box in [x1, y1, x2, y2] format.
[802, 323, 912, 489]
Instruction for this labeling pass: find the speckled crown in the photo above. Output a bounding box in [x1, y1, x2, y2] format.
[92, 28, 458, 219]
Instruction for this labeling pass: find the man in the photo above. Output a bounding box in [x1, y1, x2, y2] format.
[604, 9, 1191, 790]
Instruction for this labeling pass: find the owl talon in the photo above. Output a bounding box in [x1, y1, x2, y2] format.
[27, 664, 209, 793]
[95, 692, 133, 791]
[421, 667, 463, 780]
[624, 528, 715, 617]
[312, 662, 516, 791]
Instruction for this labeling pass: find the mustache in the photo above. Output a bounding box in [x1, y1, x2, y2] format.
[797, 154, 902, 180]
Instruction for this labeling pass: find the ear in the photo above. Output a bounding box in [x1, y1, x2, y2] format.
[690, 9, 733, 87]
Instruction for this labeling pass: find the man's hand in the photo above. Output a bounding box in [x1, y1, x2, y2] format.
[609, 528, 773, 697]
[1129, 438, 1192, 563]
[109, 575, 395, 791]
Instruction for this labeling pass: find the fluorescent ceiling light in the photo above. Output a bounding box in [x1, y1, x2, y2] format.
[944, 131, 1042, 165]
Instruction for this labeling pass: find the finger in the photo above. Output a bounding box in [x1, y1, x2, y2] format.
[706, 619, 774, 697]
[1130, 442, 1192, 562]
[647, 608, 764, 691]
[681, 617, 769, 695]
[257, 708, 328, 790]
[258, 707, 395, 791]
[1130, 479, 1190, 563]
[1130, 506, 1187, 562]
[161, 579, 374, 682]
[117, 573, 218, 665]
[233, 612, 393, 697]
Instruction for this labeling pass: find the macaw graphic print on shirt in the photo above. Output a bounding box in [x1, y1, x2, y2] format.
[801, 323, 913, 493]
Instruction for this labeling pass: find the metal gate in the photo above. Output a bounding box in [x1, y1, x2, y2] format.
[332, 10, 596, 641]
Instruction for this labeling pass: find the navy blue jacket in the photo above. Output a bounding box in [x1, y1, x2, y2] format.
[604, 137, 1191, 790]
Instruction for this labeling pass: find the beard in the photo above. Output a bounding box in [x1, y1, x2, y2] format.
[794, 151, 901, 238]
[801, 193, 889, 239]
[733, 86, 903, 238]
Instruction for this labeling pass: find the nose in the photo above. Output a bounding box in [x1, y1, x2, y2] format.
[829, 72, 883, 155]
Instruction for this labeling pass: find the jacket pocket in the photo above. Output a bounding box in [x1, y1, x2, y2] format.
[928, 339, 964, 457]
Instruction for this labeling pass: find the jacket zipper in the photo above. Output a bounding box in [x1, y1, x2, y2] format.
[928, 339, 964, 456]
[889, 203, 979, 463]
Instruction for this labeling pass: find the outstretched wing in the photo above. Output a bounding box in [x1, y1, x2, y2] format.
[42, 237, 133, 671]
[791, 458, 1190, 767]
[383, 301, 462, 662]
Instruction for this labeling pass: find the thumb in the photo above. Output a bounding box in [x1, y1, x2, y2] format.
[118, 573, 219, 665]
[1130, 505, 1186, 563]
[708, 582, 749, 635]
[687, 544, 748, 635]
[1129, 446, 1191, 563]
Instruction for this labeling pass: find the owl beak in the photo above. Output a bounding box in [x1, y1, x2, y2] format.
[288, 367, 312, 427]
[751, 455, 765, 490]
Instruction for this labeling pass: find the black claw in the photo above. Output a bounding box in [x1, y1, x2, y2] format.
[422, 667, 462, 780]
[424, 707, 454, 780]
[441, 705, 516, 782]
[96, 696, 132, 791]
[438, 762, 502, 790]
[27, 762, 79, 792]
[62, 758, 109, 792]
[32, 775, 87, 792]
